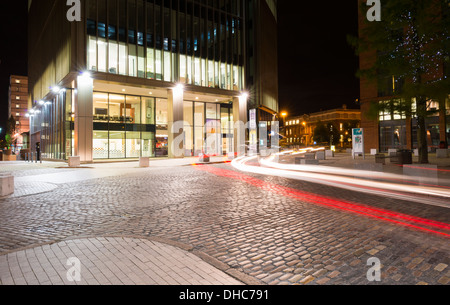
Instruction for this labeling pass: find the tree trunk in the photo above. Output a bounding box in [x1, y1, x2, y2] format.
[416, 98, 429, 164]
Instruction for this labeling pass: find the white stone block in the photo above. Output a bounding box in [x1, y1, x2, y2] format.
[0, 175, 14, 197]
[139, 157, 150, 167]
[68, 156, 81, 167]
[388, 149, 397, 156]
[305, 153, 316, 160]
[301, 159, 319, 165]
[436, 149, 449, 158]
[325, 150, 334, 158]
[316, 151, 326, 160]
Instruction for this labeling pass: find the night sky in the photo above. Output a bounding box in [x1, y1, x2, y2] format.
[277, 0, 360, 116]
[0, 0, 360, 136]
[0, 0, 28, 138]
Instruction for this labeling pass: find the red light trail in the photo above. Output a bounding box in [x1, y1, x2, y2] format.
[195, 165, 450, 238]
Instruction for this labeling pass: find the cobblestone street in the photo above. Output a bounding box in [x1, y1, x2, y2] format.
[0, 159, 449, 285]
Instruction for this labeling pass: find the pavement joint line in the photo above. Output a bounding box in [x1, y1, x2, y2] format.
[0, 234, 262, 286]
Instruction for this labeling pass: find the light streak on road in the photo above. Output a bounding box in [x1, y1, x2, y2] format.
[195, 163, 450, 238]
[231, 156, 450, 209]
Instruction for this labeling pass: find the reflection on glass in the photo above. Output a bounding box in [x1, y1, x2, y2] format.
[126, 96, 141, 124]
[184, 101, 193, 156]
[93, 131, 109, 159]
[109, 94, 126, 123]
[93, 93, 109, 121]
[142, 132, 155, 157]
[109, 131, 125, 158]
[126, 131, 141, 158]
[142, 97, 155, 125]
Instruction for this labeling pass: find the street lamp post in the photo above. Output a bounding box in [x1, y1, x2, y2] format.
[281, 112, 287, 126]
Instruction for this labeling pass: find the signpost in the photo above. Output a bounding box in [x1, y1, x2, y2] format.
[352, 128, 365, 160]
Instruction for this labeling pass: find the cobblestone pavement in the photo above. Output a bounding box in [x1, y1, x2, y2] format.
[0, 160, 449, 285]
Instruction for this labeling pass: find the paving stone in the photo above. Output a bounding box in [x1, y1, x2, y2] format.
[0, 161, 449, 286]
[434, 263, 448, 272]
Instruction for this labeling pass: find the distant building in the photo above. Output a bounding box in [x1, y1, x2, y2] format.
[283, 105, 361, 148]
[8, 75, 29, 152]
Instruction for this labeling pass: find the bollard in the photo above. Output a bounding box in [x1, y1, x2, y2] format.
[0, 173, 14, 197]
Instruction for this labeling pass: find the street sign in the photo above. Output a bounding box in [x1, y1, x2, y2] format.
[352, 128, 365, 159]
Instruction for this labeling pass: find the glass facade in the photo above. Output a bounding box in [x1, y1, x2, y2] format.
[93, 92, 157, 159]
[86, 0, 245, 91]
[92, 92, 233, 159]
[182, 101, 233, 156]
[30, 90, 75, 160]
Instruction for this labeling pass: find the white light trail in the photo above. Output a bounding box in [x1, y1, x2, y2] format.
[231, 156, 450, 209]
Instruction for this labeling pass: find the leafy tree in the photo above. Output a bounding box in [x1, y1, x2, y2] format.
[313, 122, 340, 146]
[4, 116, 17, 150]
[349, 0, 450, 163]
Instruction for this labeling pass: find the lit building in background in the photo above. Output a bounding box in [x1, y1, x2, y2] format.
[27, 0, 278, 162]
[8, 75, 29, 153]
[283, 105, 361, 148]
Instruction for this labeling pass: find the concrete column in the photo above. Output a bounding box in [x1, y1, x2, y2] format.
[167, 87, 184, 158]
[233, 95, 248, 156]
[74, 74, 94, 163]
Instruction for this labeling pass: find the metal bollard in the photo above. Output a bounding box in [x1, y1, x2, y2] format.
[30, 152, 33, 163]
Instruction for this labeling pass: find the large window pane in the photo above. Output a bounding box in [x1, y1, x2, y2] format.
[109, 94, 126, 124]
[126, 96, 141, 124]
[184, 101, 193, 156]
[129, 45, 137, 76]
[155, 50, 162, 80]
[126, 131, 141, 158]
[108, 41, 118, 74]
[138, 46, 145, 78]
[194, 102, 204, 155]
[164, 51, 171, 81]
[88, 36, 97, 71]
[142, 132, 155, 157]
[93, 92, 109, 121]
[93, 131, 109, 159]
[142, 97, 155, 125]
[98, 38, 107, 72]
[119, 43, 127, 75]
[109, 131, 125, 158]
[180, 55, 186, 83]
[147, 48, 155, 79]
[156, 98, 168, 156]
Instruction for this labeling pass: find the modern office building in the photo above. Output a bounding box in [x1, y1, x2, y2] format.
[27, 0, 278, 162]
[8, 75, 30, 153]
